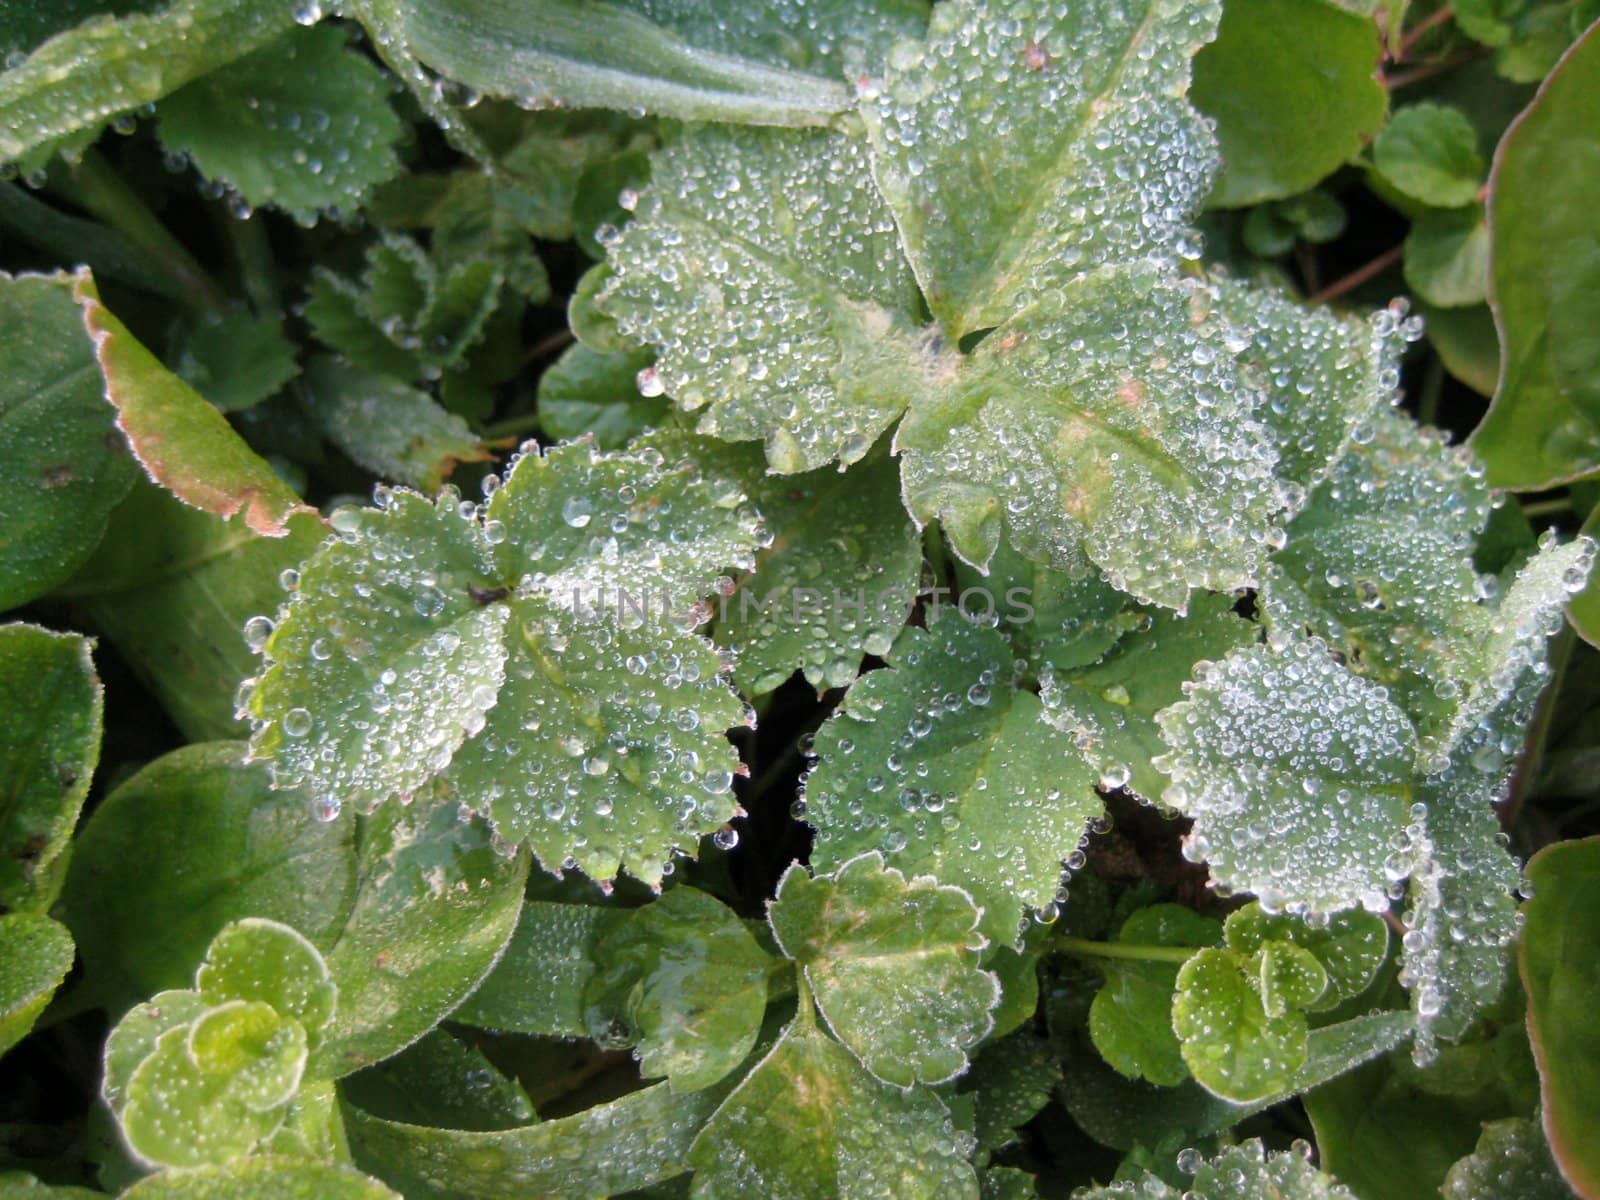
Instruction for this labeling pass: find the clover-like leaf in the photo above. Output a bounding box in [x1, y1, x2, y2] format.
[103, 990, 212, 1114]
[687, 999, 979, 1200]
[1040, 593, 1254, 803]
[156, 25, 403, 219]
[1223, 903, 1388, 1012]
[768, 853, 997, 1086]
[184, 1000, 307, 1111]
[1088, 904, 1221, 1087]
[1173, 946, 1307, 1102]
[805, 611, 1103, 946]
[196, 919, 336, 1048]
[1156, 638, 1418, 915]
[583, 886, 773, 1093]
[0, 914, 75, 1058]
[1442, 1118, 1573, 1200]
[118, 1158, 402, 1200]
[0, 624, 101, 913]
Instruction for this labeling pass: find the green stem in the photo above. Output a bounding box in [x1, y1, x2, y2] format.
[1055, 936, 1198, 965]
[1521, 496, 1573, 519]
[222, 207, 282, 317]
[482, 411, 545, 441]
[1417, 352, 1445, 428]
[61, 148, 227, 311]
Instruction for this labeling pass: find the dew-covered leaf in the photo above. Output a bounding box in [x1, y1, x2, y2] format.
[304, 357, 490, 492]
[1521, 836, 1600, 1200]
[1155, 638, 1417, 914]
[583, 886, 772, 1092]
[1190, 0, 1387, 208]
[346, 1077, 729, 1199]
[860, 0, 1218, 338]
[1173, 946, 1307, 1102]
[310, 795, 528, 1078]
[600, 124, 925, 474]
[75, 271, 314, 537]
[535, 341, 666, 449]
[716, 450, 922, 694]
[0, 913, 75, 1057]
[1374, 103, 1486, 209]
[687, 1000, 979, 1200]
[454, 900, 616, 1038]
[362, 0, 922, 128]
[955, 541, 1130, 674]
[195, 919, 336, 1047]
[1040, 593, 1253, 803]
[1082, 1138, 1362, 1200]
[962, 1030, 1060, 1153]
[0, 271, 136, 610]
[804, 612, 1102, 946]
[117, 1157, 401, 1200]
[1223, 903, 1388, 1012]
[1215, 280, 1403, 500]
[1442, 1118, 1573, 1200]
[0, 624, 100, 913]
[0, 0, 295, 168]
[1088, 904, 1220, 1087]
[339, 1028, 535, 1134]
[0, 1171, 104, 1199]
[768, 852, 997, 1086]
[1470, 22, 1600, 489]
[58, 743, 355, 1009]
[1406, 207, 1490, 309]
[156, 25, 403, 220]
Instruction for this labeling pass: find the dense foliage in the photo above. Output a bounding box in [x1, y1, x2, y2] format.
[3, 0, 1600, 1197]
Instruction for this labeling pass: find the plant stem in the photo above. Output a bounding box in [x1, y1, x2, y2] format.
[62, 148, 227, 311]
[482, 410, 545, 441]
[1055, 936, 1199, 965]
[1381, 46, 1490, 90]
[1521, 496, 1573, 519]
[1396, 6, 1453, 60]
[1417, 353, 1445, 427]
[1310, 244, 1404, 304]
[222, 207, 282, 317]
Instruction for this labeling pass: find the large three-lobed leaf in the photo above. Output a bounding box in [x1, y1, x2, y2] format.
[245, 436, 762, 885]
[600, 0, 1287, 611]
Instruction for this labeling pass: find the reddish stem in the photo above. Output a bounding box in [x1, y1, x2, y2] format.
[1309, 244, 1404, 304]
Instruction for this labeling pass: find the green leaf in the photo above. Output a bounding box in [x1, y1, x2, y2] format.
[1520, 836, 1600, 1198]
[1442, 1118, 1573, 1199]
[0, 1171, 103, 1199]
[346, 1078, 729, 1199]
[196, 919, 336, 1048]
[1173, 946, 1308, 1102]
[304, 357, 490, 492]
[248, 436, 761, 885]
[583, 886, 772, 1093]
[1471, 22, 1600, 489]
[804, 611, 1103, 946]
[1040, 593, 1254, 803]
[0, 271, 136, 610]
[117, 1158, 400, 1200]
[171, 309, 299, 415]
[1374, 103, 1487, 208]
[687, 999, 979, 1199]
[1088, 904, 1221, 1087]
[535, 341, 666, 450]
[1223, 904, 1388, 1011]
[1422, 302, 1502, 397]
[357, 0, 924, 128]
[769, 852, 998, 1087]
[310, 795, 528, 1078]
[156, 25, 403, 220]
[103, 990, 212, 1114]
[0, 624, 100, 913]
[74, 271, 314, 538]
[716, 451, 923, 694]
[58, 743, 355, 1008]
[1192, 0, 1388, 207]
[0, 913, 74, 1057]
[962, 1030, 1060, 1153]
[861, 0, 1217, 337]
[453, 899, 615, 1038]
[1155, 637, 1418, 914]
[339, 1028, 535, 1133]
[0, 0, 295, 167]
[1406, 207, 1491, 308]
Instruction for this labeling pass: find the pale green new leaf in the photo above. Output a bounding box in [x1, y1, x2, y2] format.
[1442, 1118, 1572, 1200]
[769, 852, 998, 1087]
[0, 0, 295, 167]
[0, 914, 75, 1057]
[157, 26, 404, 220]
[687, 1000, 979, 1200]
[118, 1158, 400, 1200]
[1223, 903, 1388, 1012]
[860, 0, 1219, 337]
[583, 886, 772, 1092]
[716, 450, 923, 694]
[1040, 593, 1253, 803]
[195, 919, 336, 1048]
[1155, 638, 1417, 914]
[0, 624, 101, 913]
[1173, 946, 1307, 1101]
[804, 612, 1103, 946]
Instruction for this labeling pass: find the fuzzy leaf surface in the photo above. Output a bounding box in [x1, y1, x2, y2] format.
[0, 914, 74, 1057]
